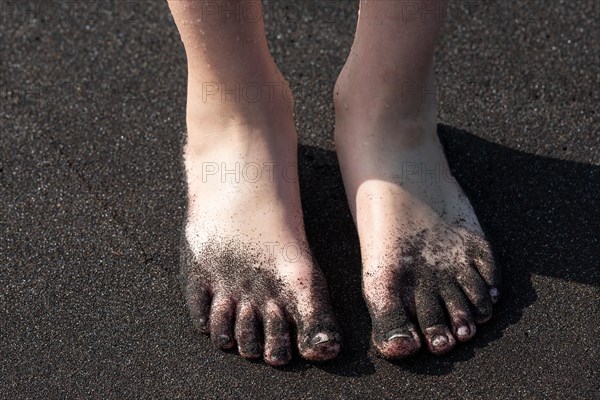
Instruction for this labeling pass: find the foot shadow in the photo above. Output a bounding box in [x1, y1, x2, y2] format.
[297, 144, 376, 376]
[297, 124, 599, 376]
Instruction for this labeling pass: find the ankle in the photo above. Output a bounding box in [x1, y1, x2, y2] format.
[186, 56, 295, 122]
[188, 81, 295, 125]
[185, 70, 297, 152]
[336, 62, 436, 113]
[333, 64, 438, 147]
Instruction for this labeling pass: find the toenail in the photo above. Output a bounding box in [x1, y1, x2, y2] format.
[196, 319, 208, 330]
[477, 305, 491, 316]
[217, 334, 231, 347]
[311, 332, 331, 346]
[385, 329, 412, 342]
[457, 326, 470, 337]
[432, 335, 448, 347]
[271, 347, 289, 361]
[387, 333, 412, 341]
[489, 287, 499, 300]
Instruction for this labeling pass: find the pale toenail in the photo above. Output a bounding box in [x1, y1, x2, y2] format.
[310, 332, 331, 346]
[457, 326, 470, 337]
[217, 334, 231, 346]
[432, 335, 448, 347]
[489, 287, 499, 299]
[386, 329, 412, 341]
[387, 333, 412, 341]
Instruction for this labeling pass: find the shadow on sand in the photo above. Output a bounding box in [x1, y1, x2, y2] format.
[296, 124, 599, 376]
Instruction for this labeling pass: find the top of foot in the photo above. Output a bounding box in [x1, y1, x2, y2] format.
[181, 114, 341, 366]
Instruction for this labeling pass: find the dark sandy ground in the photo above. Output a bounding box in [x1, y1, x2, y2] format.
[1, 1, 599, 399]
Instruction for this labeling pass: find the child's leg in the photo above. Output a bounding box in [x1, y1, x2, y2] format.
[168, 0, 340, 366]
[334, 0, 500, 358]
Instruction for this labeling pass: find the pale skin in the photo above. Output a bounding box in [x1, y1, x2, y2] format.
[169, 0, 500, 365]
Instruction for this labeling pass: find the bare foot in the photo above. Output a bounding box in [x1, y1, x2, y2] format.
[334, 65, 500, 358]
[167, 0, 340, 366]
[181, 81, 340, 366]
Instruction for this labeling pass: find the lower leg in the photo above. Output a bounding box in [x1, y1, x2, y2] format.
[335, 0, 443, 123]
[168, 0, 293, 145]
[335, 0, 500, 358]
[168, 0, 340, 365]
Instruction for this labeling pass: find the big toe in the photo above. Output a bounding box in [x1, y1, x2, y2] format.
[290, 274, 342, 362]
[370, 303, 421, 359]
[373, 325, 421, 359]
[296, 313, 342, 362]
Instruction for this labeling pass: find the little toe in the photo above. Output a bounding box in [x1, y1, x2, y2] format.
[488, 286, 500, 304]
[469, 237, 501, 303]
[185, 280, 211, 334]
[415, 287, 457, 355]
[262, 302, 292, 366]
[439, 284, 476, 342]
[209, 295, 235, 350]
[456, 268, 494, 324]
[235, 301, 262, 359]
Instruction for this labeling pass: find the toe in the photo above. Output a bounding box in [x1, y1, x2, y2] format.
[366, 288, 421, 359]
[294, 295, 341, 362]
[439, 284, 476, 342]
[235, 301, 262, 359]
[469, 236, 501, 303]
[415, 287, 456, 355]
[209, 295, 235, 349]
[296, 317, 341, 362]
[262, 302, 292, 366]
[184, 280, 211, 334]
[456, 268, 494, 324]
[372, 314, 421, 359]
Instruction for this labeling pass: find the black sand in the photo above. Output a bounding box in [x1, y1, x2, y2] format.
[1, 1, 599, 398]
